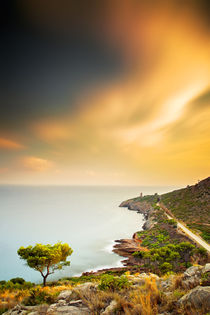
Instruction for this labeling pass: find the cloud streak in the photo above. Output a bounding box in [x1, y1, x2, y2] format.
[0, 138, 25, 150]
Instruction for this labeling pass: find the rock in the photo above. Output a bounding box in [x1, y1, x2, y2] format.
[178, 286, 210, 313]
[4, 305, 48, 315]
[127, 273, 159, 286]
[182, 265, 203, 289]
[57, 299, 67, 306]
[69, 300, 83, 306]
[160, 275, 175, 291]
[57, 290, 73, 300]
[57, 289, 80, 302]
[76, 282, 98, 293]
[202, 263, 210, 274]
[47, 305, 90, 314]
[101, 300, 118, 314]
[142, 218, 155, 230]
[184, 265, 202, 278]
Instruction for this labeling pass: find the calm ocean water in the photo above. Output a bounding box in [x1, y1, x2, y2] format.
[0, 185, 177, 283]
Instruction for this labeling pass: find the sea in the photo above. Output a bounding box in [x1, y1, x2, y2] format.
[0, 185, 177, 283]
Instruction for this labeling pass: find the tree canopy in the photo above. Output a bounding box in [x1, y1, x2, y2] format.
[17, 242, 73, 286]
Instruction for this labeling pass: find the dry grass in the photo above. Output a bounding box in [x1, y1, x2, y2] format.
[78, 289, 118, 314]
[0, 284, 73, 312]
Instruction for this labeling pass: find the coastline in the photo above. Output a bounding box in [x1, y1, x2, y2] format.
[112, 198, 154, 266]
[83, 197, 153, 276]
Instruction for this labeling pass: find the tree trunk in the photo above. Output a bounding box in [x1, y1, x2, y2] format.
[43, 275, 48, 287]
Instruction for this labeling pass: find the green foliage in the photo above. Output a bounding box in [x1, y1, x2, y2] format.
[17, 242, 73, 286]
[132, 242, 195, 274]
[161, 178, 210, 243]
[98, 275, 130, 291]
[10, 277, 25, 285]
[166, 219, 177, 228]
[23, 287, 56, 306]
[0, 281, 6, 286]
[194, 247, 208, 256]
[201, 231, 210, 242]
[0, 308, 8, 315]
[0, 280, 34, 292]
[160, 262, 172, 273]
[201, 272, 210, 286]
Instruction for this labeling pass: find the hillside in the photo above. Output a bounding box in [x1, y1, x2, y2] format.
[161, 177, 210, 242]
[1, 263, 210, 315]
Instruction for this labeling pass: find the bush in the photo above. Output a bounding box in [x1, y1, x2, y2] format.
[10, 277, 25, 285]
[0, 280, 34, 291]
[23, 287, 56, 306]
[98, 275, 130, 291]
[160, 262, 172, 273]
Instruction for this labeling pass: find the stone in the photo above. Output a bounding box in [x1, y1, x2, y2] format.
[178, 286, 210, 313]
[47, 305, 90, 314]
[183, 265, 202, 278]
[57, 289, 80, 302]
[202, 263, 210, 274]
[182, 265, 203, 289]
[76, 282, 98, 292]
[57, 290, 73, 300]
[57, 299, 67, 306]
[101, 300, 118, 314]
[160, 275, 175, 290]
[69, 300, 83, 306]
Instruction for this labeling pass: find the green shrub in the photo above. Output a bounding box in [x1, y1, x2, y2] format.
[98, 275, 130, 291]
[23, 287, 56, 306]
[10, 277, 25, 285]
[0, 280, 34, 291]
[0, 281, 6, 285]
[160, 262, 172, 273]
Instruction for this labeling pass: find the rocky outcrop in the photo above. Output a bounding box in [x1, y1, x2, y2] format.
[178, 286, 210, 313]
[182, 265, 203, 289]
[4, 283, 99, 315]
[119, 199, 153, 219]
[4, 266, 210, 315]
[114, 198, 156, 265]
[46, 302, 90, 314]
[4, 305, 48, 315]
[101, 300, 118, 314]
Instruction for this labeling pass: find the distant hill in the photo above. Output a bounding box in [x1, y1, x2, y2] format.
[161, 177, 210, 242]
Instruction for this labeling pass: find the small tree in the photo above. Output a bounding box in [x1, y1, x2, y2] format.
[17, 242, 73, 286]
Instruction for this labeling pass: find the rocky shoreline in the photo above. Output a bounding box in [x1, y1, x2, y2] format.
[83, 197, 157, 276]
[112, 198, 156, 266]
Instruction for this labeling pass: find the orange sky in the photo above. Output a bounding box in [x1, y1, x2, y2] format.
[1, 0, 210, 186]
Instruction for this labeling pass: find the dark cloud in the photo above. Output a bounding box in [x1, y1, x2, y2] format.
[0, 0, 125, 132]
[191, 89, 210, 110]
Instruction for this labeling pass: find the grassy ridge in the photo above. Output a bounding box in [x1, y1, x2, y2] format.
[161, 177, 210, 242]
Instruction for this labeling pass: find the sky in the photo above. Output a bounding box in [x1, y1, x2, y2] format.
[1, 0, 210, 186]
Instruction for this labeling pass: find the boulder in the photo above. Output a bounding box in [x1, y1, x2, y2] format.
[182, 265, 203, 289]
[101, 300, 118, 315]
[202, 263, 210, 274]
[57, 288, 83, 302]
[184, 265, 202, 278]
[160, 275, 175, 291]
[47, 304, 90, 314]
[57, 290, 73, 301]
[178, 286, 210, 313]
[75, 282, 98, 293]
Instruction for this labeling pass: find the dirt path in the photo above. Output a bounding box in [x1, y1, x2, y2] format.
[158, 203, 210, 253]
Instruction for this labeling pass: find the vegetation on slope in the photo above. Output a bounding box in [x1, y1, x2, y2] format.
[161, 177, 210, 242]
[131, 206, 208, 274]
